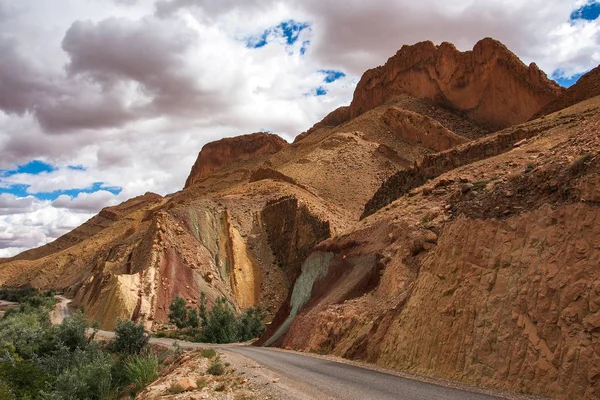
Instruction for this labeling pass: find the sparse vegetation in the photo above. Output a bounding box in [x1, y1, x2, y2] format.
[169, 383, 185, 394]
[569, 152, 593, 175]
[122, 353, 158, 391]
[472, 179, 491, 190]
[201, 348, 217, 359]
[207, 355, 225, 376]
[196, 377, 208, 390]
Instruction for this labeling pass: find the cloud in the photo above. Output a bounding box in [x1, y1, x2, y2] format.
[51, 190, 120, 212]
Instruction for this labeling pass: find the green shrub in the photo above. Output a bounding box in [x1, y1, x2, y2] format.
[122, 354, 158, 391]
[201, 348, 216, 359]
[110, 319, 149, 355]
[0, 310, 52, 358]
[0, 356, 49, 399]
[54, 311, 89, 351]
[40, 347, 114, 400]
[201, 297, 237, 344]
[236, 307, 265, 342]
[207, 355, 225, 376]
[187, 308, 199, 329]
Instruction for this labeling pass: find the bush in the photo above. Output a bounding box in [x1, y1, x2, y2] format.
[201, 348, 216, 359]
[207, 355, 225, 376]
[236, 307, 266, 342]
[54, 311, 88, 351]
[168, 296, 188, 329]
[0, 310, 52, 359]
[40, 346, 114, 400]
[201, 297, 237, 344]
[110, 319, 149, 355]
[122, 354, 158, 391]
[0, 356, 49, 399]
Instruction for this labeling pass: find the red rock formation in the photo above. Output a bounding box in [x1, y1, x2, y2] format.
[349, 38, 563, 131]
[381, 107, 467, 152]
[185, 132, 288, 188]
[535, 64, 600, 117]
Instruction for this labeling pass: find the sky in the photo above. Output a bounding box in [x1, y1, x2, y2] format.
[0, 0, 599, 257]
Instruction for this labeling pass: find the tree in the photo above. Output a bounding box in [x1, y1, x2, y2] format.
[110, 319, 149, 355]
[236, 307, 266, 342]
[187, 309, 199, 329]
[201, 297, 237, 344]
[198, 292, 207, 327]
[168, 296, 188, 329]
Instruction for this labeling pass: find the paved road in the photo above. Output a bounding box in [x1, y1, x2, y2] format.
[88, 309, 506, 399]
[222, 346, 503, 400]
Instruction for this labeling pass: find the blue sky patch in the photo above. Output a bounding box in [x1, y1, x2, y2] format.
[552, 70, 584, 88]
[2, 160, 57, 177]
[0, 160, 121, 201]
[315, 87, 327, 96]
[33, 182, 122, 201]
[319, 69, 346, 83]
[570, 1, 600, 21]
[245, 20, 311, 49]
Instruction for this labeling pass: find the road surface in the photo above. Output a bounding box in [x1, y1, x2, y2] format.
[82, 305, 507, 399]
[221, 346, 503, 400]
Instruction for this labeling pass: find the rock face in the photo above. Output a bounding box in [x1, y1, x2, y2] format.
[381, 107, 467, 152]
[349, 38, 563, 131]
[259, 96, 600, 399]
[184, 132, 288, 188]
[535, 65, 600, 117]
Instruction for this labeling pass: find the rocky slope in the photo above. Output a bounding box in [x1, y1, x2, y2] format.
[535, 65, 600, 117]
[259, 97, 600, 399]
[348, 38, 563, 131]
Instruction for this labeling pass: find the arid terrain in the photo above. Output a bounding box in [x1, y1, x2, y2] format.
[1, 37, 599, 399]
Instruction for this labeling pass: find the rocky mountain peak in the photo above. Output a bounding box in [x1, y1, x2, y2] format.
[348, 37, 563, 131]
[184, 132, 288, 188]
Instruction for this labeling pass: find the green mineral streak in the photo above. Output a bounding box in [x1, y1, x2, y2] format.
[263, 251, 334, 347]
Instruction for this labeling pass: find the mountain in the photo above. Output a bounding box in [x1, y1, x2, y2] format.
[1, 37, 597, 399]
[534, 65, 600, 117]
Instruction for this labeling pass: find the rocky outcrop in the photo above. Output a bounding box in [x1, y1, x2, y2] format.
[294, 106, 351, 143]
[381, 107, 467, 152]
[185, 132, 288, 188]
[261, 197, 332, 284]
[362, 126, 543, 218]
[535, 65, 600, 117]
[349, 38, 563, 131]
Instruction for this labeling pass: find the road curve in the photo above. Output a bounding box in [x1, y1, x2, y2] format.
[220, 346, 503, 400]
[91, 315, 506, 399]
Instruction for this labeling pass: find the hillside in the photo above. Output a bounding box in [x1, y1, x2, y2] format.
[258, 96, 600, 399]
[1, 36, 597, 399]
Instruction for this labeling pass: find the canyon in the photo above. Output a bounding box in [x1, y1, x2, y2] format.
[1, 38, 598, 399]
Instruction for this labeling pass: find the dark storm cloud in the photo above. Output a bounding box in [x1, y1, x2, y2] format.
[154, 0, 273, 18]
[0, 38, 58, 115]
[61, 17, 225, 120]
